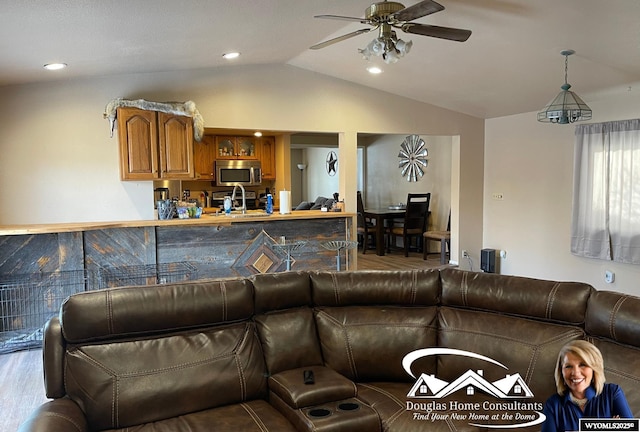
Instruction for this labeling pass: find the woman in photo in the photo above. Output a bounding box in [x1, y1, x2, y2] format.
[542, 340, 633, 432]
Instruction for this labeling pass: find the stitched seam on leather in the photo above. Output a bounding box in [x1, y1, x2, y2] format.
[411, 271, 418, 304]
[268, 375, 294, 407]
[220, 281, 228, 322]
[34, 412, 84, 431]
[357, 383, 405, 427]
[235, 354, 246, 400]
[609, 296, 627, 340]
[358, 383, 404, 406]
[605, 367, 640, 383]
[331, 273, 341, 305]
[546, 283, 560, 319]
[240, 402, 269, 432]
[344, 327, 358, 380]
[106, 290, 114, 335]
[460, 273, 468, 306]
[440, 327, 580, 348]
[113, 375, 119, 427]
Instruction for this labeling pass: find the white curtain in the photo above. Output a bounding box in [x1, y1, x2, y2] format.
[572, 119, 640, 264]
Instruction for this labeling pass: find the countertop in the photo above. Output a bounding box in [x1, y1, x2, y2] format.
[0, 210, 354, 236]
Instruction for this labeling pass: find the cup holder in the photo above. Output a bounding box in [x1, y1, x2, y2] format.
[337, 402, 360, 412]
[307, 408, 332, 418]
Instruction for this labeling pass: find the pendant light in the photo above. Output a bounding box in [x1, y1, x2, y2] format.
[537, 50, 592, 124]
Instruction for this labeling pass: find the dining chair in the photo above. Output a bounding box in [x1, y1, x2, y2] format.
[357, 191, 376, 254]
[386, 193, 431, 257]
[423, 210, 451, 264]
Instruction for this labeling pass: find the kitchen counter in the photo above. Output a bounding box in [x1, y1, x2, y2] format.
[1, 211, 355, 282]
[0, 210, 353, 236]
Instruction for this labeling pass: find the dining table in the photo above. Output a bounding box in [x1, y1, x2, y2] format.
[362, 208, 406, 256]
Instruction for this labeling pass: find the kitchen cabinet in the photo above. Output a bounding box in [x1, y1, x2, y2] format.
[193, 134, 216, 180]
[215, 136, 258, 160]
[118, 107, 194, 180]
[258, 136, 276, 180]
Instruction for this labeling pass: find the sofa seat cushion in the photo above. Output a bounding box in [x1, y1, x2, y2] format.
[438, 307, 584, 405]
[102, 400, 298, 432]
[315, 306, 438, 382]
[65, 322, 268, 430]
[269, 366, 357, 409]
[356, 382, 480, 432]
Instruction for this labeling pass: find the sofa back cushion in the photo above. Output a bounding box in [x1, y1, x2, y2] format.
[315, 305, 438, 382]
[65, 322, 268, 430]
[252, 272, 312, 314]
[61, 278, 255, 342]
[438, 307, 584, 404]
[440, 268, 593, 325]
[56, 278, 265, 429]
[310, 269, 440, 306]
[311, 270, 440, 382]
[254, 307, 324, 374]
[587, 290, 640, 416]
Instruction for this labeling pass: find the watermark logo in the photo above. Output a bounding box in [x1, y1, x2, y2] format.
[580, 419, 639, 431]
[403, 348, 546, 429]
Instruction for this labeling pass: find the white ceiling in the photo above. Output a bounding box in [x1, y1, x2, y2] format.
[2, 0, 639, 119]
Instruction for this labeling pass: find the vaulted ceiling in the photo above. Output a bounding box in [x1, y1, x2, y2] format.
[2, 0, 639, 119]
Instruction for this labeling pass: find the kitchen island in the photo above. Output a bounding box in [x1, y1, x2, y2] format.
[0, 211, 354, 352]
[0, 210, 355, 277]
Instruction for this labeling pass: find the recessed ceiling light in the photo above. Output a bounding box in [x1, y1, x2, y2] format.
[43, 63, 67, 71]
[222, 52, 240, 60]
[367, 66, 382, 74]
[254, 131, 263, 137]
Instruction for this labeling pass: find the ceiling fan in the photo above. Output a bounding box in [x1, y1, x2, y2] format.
[310, 0, 471, 64]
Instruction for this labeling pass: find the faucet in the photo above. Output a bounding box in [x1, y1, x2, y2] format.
[231, 183, 246, 214]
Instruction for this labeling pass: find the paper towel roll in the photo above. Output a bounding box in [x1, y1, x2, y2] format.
[279, 190, 291, 214]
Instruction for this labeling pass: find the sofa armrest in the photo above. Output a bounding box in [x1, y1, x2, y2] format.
[268, 366, 357, 409]
[18, 398, 88, 432]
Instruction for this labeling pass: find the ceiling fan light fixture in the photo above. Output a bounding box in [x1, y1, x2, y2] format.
[537, 50, 592, 124]
[396, 39, 412, 55]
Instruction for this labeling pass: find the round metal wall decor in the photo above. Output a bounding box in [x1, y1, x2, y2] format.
[398, 135, 428, 182]
[326, 151, 338, 176]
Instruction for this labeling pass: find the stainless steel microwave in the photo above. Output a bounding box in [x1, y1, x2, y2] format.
[215, 160, 262, 186]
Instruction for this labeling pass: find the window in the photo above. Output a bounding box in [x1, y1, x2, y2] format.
[572, 119, 640, 264]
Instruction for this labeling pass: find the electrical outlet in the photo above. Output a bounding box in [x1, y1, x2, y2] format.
[462, 250, 469, 258]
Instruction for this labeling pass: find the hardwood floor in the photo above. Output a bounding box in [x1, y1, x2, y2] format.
[1, 250, 452, 431]
[355, 249, 453, 271]
[1, 348, 48, 431]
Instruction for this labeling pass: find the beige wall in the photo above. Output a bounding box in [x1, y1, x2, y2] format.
[485, 93, 640, 295]
[364, 134, 452, 232]
[0, 64, 484, 268]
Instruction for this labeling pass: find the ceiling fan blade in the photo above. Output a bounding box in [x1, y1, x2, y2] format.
[402, 23, 471, 42]
[314, 14, 371, 24]
[393, 0, 444, 22]
[310, 28, 373, 50]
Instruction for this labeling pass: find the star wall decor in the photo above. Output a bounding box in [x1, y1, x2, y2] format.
[326, 151, 338, 176]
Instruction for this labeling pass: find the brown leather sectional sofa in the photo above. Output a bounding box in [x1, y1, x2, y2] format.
[19, 268, 640, 432]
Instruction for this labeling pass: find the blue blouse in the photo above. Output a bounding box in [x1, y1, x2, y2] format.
[542, 383, 633, 432]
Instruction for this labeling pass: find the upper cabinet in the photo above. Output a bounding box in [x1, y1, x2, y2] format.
[215, 136, 259, 160]
[193, 134, 216, 180]
[258, 136, 276, 180]
[117, 107, 194, 180]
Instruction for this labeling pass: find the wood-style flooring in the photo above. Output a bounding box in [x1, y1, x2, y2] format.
[0, 249, 452, 431]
